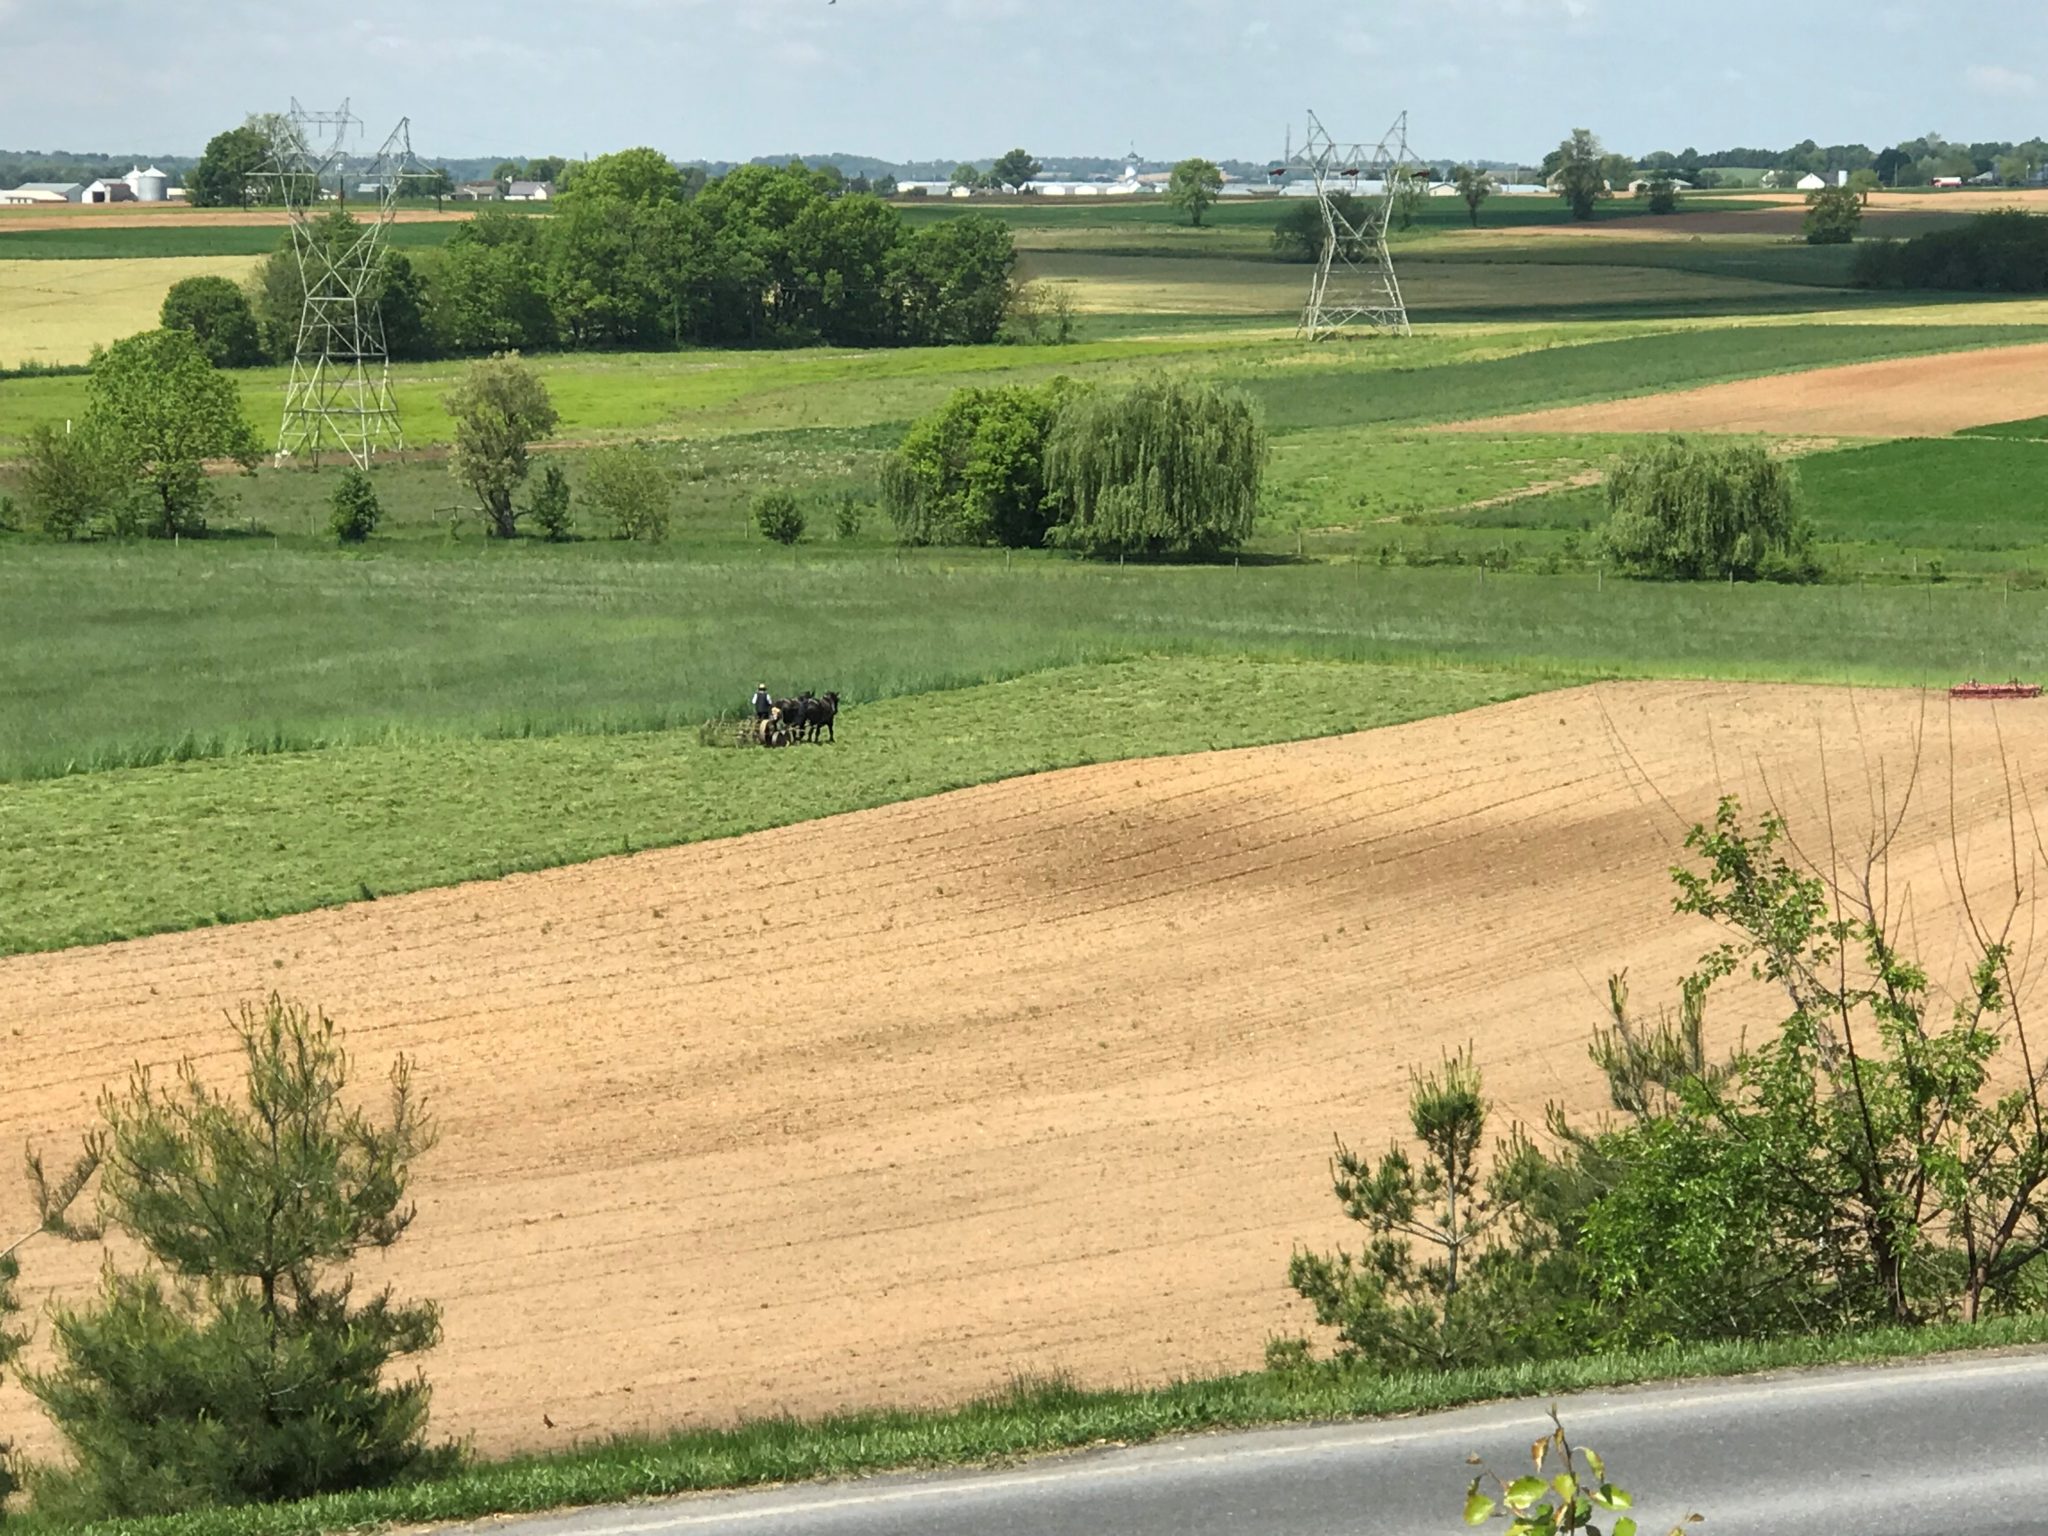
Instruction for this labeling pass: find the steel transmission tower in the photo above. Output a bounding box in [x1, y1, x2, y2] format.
[259, 101, 423, 467]
[1291, 110, 1419, 341]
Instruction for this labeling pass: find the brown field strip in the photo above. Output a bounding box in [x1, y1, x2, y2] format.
[1440, 340, 2048, 437]
[1, 682, 2041, 1459]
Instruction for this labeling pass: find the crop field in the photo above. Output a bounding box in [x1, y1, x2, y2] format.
[0, 253, 262, 367]
[1442, 340, 2048, 437]
[2, 681, 2035, 1460]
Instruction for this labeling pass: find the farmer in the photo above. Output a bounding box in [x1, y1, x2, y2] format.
[752, 683, 773, 722]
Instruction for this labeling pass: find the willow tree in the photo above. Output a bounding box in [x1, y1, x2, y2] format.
[1043, 378, 1266, 559]
[1604, 437, 1811, 581]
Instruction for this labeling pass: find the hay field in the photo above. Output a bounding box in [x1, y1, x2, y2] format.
[1021, 251, 1834, 319]
[1443, 340, 2048, 436]
[1, 681, 2034, 1459]
[0, 255, 261, 366]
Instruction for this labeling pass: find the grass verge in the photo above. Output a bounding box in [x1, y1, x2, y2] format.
[0, 656, 1544, 956]
[19, 1316, 2048, 1536]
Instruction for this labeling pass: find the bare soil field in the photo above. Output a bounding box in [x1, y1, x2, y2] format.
[1, 682, 2039, 1460]
[1442, 340, 2048, 437]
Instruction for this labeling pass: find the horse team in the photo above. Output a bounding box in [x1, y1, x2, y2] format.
[759, 690, 840, 748]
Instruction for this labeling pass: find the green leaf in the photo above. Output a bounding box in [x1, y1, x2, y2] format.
[1464, 1482, 1497, 1526]
[1583, 1447, 1605, 1481]
[1614, 1520, 1638, 1536]
[1506, 1475, 1549, 1510]
[1593, 1483, 1634, 1511]
[1554, 1473, 1579, 1501]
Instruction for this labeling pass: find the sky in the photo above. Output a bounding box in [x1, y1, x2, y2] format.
[1, 0, 2040, 164]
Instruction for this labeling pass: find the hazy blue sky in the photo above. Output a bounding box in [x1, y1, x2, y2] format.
[4, 0, 2039, 162]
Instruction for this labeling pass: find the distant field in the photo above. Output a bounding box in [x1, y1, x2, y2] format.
[0, 254, 262, 367]
[1963, 416, 2048, 441]
[0, 221, 461, 261]
[1797, 437, 2048, 550]
[1024, 251, 1851, 324]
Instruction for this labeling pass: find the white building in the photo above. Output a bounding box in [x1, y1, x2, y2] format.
[0, 187, 69, 204]
[6, 181, 84, 202]
[504, 180, 553, 202]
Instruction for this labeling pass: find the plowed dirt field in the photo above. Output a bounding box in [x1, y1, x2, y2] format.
[1442, 340, 2048, 437]
[2, 682, 2039, 1458]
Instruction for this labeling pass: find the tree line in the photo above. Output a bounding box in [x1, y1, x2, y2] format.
[172, 150, 1016, 364]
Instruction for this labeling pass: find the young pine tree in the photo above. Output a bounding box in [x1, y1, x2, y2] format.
[1287, 1050, 1574, 1371]
[27, 997, 448, 1518]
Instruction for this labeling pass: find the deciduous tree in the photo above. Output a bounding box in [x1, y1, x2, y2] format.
[187, 125, 268, 209]
[1043, 377, 1266, 559]
[582, 441, 675, 541]
[1804, 183, 1863, 245]
[991, 147, 1042, 192]
[84, 329, 261, 537]
[444, 352, 559, 538]
[1452, 164, 1495, 227]
[1167, 157, 1225, 227]
[1552, 128, 1611, 221]
[160, 275, 262, 368]
[1604, 437, 1812, 581]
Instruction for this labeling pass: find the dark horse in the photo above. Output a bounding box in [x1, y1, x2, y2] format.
[804, 691, 840, 743]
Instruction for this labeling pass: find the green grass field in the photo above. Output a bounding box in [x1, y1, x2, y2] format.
[1963, 415, 2048, 441]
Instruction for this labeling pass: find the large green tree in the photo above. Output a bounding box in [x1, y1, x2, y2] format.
[882, 379, 1080, 547]
[444, 352, 559, 537]
[1604, 437, 1811, 581]
[83, 329, 261, 537]
[886, 215, 1017, 345]
[1551, 128, 1611, 221]
[1044, 377, 1267, 558]
[562, 146, 686, 206]
[1166, 157, 1225, 227]
[991, 147, 1042, 192]
[160, 275, 262, 368]
[27, 998, 446, 1519]
[186, 125, 269, 209]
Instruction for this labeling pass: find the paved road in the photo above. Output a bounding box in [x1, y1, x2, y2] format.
[471, 1353, 2048, 1536]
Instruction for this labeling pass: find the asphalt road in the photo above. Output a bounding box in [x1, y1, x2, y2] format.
[470, 1353, 2048, 1536]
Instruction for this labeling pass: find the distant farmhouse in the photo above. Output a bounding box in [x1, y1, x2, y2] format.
[453, 178, 554, 202]
[0, 167, 177, 206]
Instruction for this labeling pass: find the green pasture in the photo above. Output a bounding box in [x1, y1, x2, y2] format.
[8, 540, 2048, 787]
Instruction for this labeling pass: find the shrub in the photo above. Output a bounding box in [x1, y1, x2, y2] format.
[833, 491, 866, 540]
[1854, 209, 2048, 291]
[1272, 193, 1365, 263]
[20, 422, 137, 540]
[1603, 437, 1811, 581]
[1043, 378, 1267, 559]
[328, 468, 383, 543]
[1803, 184, 1863, 246]
[159, 276, 262, 369]
[582, 442, 675, 542]
[26, 998, 450, 1518]
[753, 489, 806, 545]
[882, 380, 1078, 548]
[525, 462, 574, 541]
